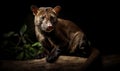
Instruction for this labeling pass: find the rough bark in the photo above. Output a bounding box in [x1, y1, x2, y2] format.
[0, 48, 100, 71]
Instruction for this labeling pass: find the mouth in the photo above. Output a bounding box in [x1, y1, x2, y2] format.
[46, 26, 54, 32]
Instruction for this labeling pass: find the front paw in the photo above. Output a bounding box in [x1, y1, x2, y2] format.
[46, 48, 61, 63]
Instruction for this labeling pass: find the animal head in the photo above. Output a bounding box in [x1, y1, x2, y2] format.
[31, 5, 61, 32]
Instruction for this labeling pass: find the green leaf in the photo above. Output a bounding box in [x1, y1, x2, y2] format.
[4, 31, 15, 37]
[29, 51, 35, 57]
[22, 37, 27, 44]
[24, 53, 31, 59]
[29, 47, 35, 52]
[32, 42, 42, 47]
[37, 50, 43, 55]
[20, 24, 27, 36]
[16, 52, 24, 60]
[13, 33, 19, 36]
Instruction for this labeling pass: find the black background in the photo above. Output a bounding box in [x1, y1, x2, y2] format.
[0, 0, 119, 71]
[0, 0, 119, 55]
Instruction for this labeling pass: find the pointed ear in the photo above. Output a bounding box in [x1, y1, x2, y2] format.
[53, 6, 61, 15]
[31, 5, 39, 15]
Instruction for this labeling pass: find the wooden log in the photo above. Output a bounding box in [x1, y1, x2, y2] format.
[102, 54, 120, 71]
[0, 48, 100, 71]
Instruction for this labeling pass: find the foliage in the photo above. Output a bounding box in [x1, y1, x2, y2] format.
[1, 24, 44, 60]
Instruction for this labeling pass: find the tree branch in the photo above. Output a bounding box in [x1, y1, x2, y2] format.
[0, 48, 100, 71]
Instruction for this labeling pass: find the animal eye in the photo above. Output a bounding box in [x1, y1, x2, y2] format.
[50, 16, 54, 20]
[50, 16, 57, 23]
[40, 16, 45, 20]
[41, 16, 45, 20]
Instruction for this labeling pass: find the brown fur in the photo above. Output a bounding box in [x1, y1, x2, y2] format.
[31, 5, 91, 63]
